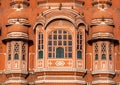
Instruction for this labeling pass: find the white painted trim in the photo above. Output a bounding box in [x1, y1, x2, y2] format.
[92, 80, 116, 84]
[34, 68, 86, 72]
[37, 75, 83, 79]
[5, 80, 27, 84]
[4, 70, 28, 74]
[92, 71, 115, 75]
[35, 80, 86, 84]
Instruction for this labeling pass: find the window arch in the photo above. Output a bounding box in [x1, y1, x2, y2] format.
[48, 30, 72, 58]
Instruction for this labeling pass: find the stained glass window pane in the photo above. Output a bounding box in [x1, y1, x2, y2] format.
[109, 54, 112, 60]
[77, 51, 82, 59]
[56, 47, 64, 58]
[102, 54, 106, 60]
[95, 54, 98, 60]
[8, 54, 11, 60]
[38, 51, 43, 59]
[22, 55, 25, 60]
[14, 54, 19, 60]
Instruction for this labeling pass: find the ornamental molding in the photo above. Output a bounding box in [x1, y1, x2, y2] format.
[35, 80, 86, 84]
[7, 32, 28, 39]
[34, 8, 87, 31]
[92, 80, 116, 84]
[34, 68, 86, 73]
[92, 71, 115, 75]
[4, 70, 28, 74]
[5, 80, 27, 84]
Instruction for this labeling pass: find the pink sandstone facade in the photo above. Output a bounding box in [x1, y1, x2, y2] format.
[0, 0, 120, 85]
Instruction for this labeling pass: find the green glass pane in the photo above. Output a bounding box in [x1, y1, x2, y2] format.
[109, 54, 112, 60]
[22, 55, 25, 60]
[77, 51, 82, 59]
[38, 51, 43, 59]
[8, 54, 11, 60]
[102, 54, 106, 60]
[56, 47, 64, 58]
[95, 54, 98, 60]
[14, 54, 19, 60]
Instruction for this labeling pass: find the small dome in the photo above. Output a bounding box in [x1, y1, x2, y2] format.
[7, 24, 28, 33]
[92, 10, 112, 19]
[8, 10, 28, 19]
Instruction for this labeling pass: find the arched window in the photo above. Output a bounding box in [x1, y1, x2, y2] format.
[77, 51, 82, 59]
[56, 47, 64, 58]
[37, 32, 44, 59]
[77, 31, 83, 59]
[38, 51, 43, 59]
[95, 54, 98, 60]
[8, 54, 11, 60]
[22, 55, 25, 60]
[14, 53, 19, 60]
[48, 30, 72, 58]
[102, 54, 106, 60]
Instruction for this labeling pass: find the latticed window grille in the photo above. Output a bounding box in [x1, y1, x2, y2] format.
[48, 30, 72, 58]
[14, 42, 19, 60]
[77, 31, 83, 59]
[101, 43, 106, 60]
[94, 43, 98, 60]
[109, 43, 113, 60]
[22, 42, 26, 60]
[8, 42, 11, 60]
[38, 32, 43, 59]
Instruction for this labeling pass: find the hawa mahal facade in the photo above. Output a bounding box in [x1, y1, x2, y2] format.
[0, 0, 120, 85]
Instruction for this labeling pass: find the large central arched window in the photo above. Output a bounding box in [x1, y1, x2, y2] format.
[48, 30, 72, 58]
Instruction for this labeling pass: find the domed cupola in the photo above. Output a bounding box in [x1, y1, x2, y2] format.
[91, 9, 114, 26]
[89, 8, 115, 42]
[10, 0, 30, 9]
[92, 0, 112, 8]
[4, 9, 30, 42]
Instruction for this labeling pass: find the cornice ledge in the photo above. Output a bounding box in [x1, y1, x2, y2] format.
[92, 71, 115, 75]
[35, 80, 86, 84]
[34, 68, 86, 73]
[4, 80, 28, 84]
[92, 80, 116, 84]
[4, 70, 28, 74]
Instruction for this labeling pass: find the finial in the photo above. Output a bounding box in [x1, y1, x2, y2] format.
[59, 3, 62, 10]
